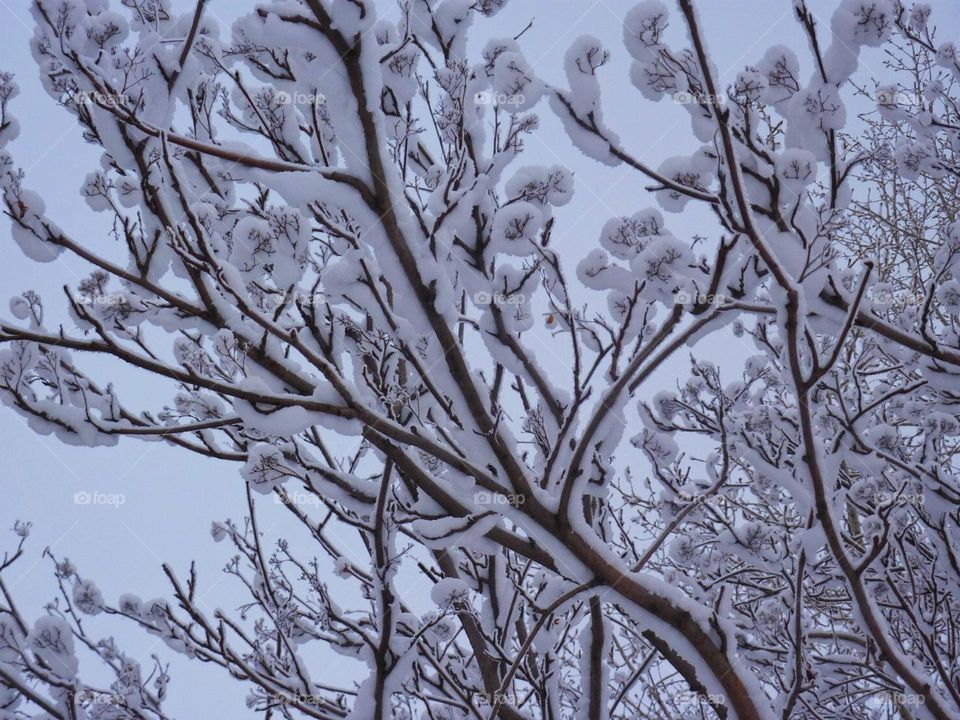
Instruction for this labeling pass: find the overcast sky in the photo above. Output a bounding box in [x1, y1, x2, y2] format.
[2, 0, 958, 716]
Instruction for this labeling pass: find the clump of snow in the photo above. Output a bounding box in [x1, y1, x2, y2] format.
[430, 578, 471, 609]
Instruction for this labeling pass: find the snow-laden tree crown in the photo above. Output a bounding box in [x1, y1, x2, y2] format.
[2, 0, 960, 718]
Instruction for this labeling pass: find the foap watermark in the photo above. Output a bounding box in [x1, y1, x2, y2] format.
[271, 691, 328, 707]
[477, 691, 513, 705]
[873, 490, 924, 508]
[875, 88, 923, 107]
[264, 290, 327, 309]
[674, 691, 725, 709]
[475, 491, 525, 507]
[79, 691, 128, 707]
[675, 488, 724, 508]
[74, 490, 126, 508]
[473, 291, 527, 306]
[275, 90, 326, 106]
[73, 292, 127, 307]
[673, 90, 726, 106]
[75, 90, 128, 108]
[878, 691, 925, 707]
[275, 490, 323, 507]
[474, 90, 526, 107]
[77, 690, 125, 707]
[674, 290, 732, 306]
[871, 288, 926, 307]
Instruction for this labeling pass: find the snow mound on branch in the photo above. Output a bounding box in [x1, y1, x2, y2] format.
[411, 513, 498, 551]
[430, 578, 471, 609]
[29, 616, 78, 679]
[489, 201, 542, 256]
[241, 444, 295, 495]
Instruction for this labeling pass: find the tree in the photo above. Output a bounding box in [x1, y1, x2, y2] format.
[1, 0, 960, 718]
